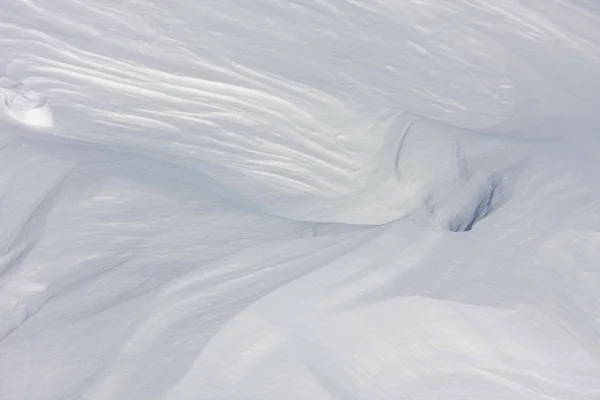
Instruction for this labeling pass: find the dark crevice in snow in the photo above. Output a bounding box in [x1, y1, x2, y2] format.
[448, 180, 503, 232]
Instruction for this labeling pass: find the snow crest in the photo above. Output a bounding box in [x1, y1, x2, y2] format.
[1, 1, 600, 400]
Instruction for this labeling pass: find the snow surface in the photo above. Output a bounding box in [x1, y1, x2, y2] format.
[1, 0, 600, 399]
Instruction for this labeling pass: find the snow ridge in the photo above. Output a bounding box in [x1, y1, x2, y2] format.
[1, 1, 600, 400]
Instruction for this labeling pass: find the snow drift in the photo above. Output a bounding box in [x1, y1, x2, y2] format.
[1, 0, 600, 399]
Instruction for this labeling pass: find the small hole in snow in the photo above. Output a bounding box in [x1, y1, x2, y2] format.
[448, 180, 503, 232]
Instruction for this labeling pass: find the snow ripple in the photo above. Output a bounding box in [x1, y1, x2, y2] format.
[1, 1, 600, 400]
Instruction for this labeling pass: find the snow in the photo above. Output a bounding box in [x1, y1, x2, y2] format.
[1, 0, 600, 399]
[0, 72, 54, 128]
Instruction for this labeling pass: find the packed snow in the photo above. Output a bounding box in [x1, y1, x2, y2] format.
[1, 0, 600, 399]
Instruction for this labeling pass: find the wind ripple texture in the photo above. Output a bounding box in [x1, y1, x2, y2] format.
[1, 1, 600, 400]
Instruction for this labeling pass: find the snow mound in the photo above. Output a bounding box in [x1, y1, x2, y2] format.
[0, 73, 54, 128]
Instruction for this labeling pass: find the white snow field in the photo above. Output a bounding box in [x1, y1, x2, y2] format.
[1, 0, 600, 399]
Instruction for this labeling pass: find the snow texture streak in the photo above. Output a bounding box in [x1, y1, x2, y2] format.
[1, 1, 600, 399]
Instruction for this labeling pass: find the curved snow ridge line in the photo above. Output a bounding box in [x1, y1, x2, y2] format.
[0, 145, 341, 345]
[292, 298, 600, 400]
[276, 112, 511, 229]
[0, 140, 75, 262]
[41, 51, 340, 127]
[0, 145, 76, 340]
[4, 0, 162, 43]
[9, 50, 372, 198]
[155, 236, 600, 400]
[7, 0, 600, 131]
[2, 1, 517, 223]
[2, 10, 341, 123]
[0, 280, 48, 343]
[469, 0, 600, 58]
[0, 74, 53, 128]
[4, 17, 339, 116]
[3, 0, 510, 125]
[533, 228, 600, 358]
[168, 224, 445, 396]
[142, 223, 414, 399]
[0, 141, 187, 341]
[38, 57, 322, 121]
[0, 0, 548, 206]
[79, 224, 375, 400]
[2, 19, 339, 115]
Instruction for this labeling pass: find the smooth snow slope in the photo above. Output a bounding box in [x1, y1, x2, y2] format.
[1, 0, 600, 399]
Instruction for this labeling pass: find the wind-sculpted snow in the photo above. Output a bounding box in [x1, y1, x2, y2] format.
[1, 1, 600, 399]
[0, 72, 53, 128]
